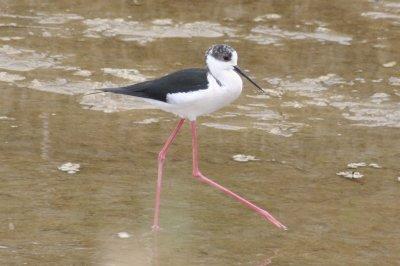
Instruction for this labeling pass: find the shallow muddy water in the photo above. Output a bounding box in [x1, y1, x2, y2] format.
[0, 0, 399, 265]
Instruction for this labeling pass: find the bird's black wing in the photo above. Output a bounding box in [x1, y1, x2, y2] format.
[102, 68, 209, 102]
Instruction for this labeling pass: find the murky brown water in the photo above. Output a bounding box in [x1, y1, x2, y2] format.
[1, 0, 400, 265]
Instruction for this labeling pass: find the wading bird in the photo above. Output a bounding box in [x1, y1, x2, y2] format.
[100, 44, 287, 230]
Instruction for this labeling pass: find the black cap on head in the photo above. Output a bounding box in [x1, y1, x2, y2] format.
[205, 44, 235, 62]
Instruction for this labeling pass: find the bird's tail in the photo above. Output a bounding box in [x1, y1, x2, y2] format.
[83, 85, 147, 97]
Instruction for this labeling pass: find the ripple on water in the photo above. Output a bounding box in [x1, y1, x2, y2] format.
[361, 11, 400, 21]
[0, 71, 25, 82]
[264, 72, 400, 128]
[253, 13, 282, 22]
[361, 1, 400, 26]
[73, 69, 92, 77]
[0, 45, 62, 71]
[237, 104, 305, 137]
[244, 109, 282, 120]
[370, 92, 390, 104]
[384, 2, 400, 9]
[337, 171, 363, 179]
[202, 123, 246, 131]
[246, 94, 271, 99]
[0, 23, 17, 27]
[29, 79, 109, 95]
[81, 93, 154, 113]
[281, 101, 304, 109]
[102, 68, 148, 82]
[232, 154, 259, 162]
[0, 36, 24, 41]
[264, 73, 346, 98]
[369, 163, 382, 169]
[347, 162, 367, 169]
[35, 12, 84, 24]
[134, 118, 159, 124]
[253, 121, 304, 137]
[83, 18, 236, 44]
[382, 61, 397, 68]
[246, 25, 352, 46]
[116, 232, 131, 239]
[388, 77, 400, 86]
[331, 99, 400, 128]
[0, 12, 84, 25]
[27, 78, 152, 113]
[58, 162, 80, 174]
[0, 116, 15, 121]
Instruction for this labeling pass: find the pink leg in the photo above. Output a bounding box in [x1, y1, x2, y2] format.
[152, 119, 185, 231]
[190, 121, 287, 230]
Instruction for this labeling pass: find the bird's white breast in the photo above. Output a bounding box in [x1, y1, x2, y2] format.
[161, 70, 243, 120]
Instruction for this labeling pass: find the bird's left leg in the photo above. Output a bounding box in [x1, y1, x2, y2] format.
[190, 120, 287, 230]
[152, 119, 185, 231]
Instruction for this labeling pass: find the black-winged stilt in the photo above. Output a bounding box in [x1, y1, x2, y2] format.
[101, 44, 287, 230]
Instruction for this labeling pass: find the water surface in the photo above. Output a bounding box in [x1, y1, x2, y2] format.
[0, 0, 399, 265]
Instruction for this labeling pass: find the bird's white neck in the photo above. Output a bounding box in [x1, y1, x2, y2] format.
[206, 56, 242, 89]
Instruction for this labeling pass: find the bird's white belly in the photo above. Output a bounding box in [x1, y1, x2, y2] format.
[164, 84, 241, 120]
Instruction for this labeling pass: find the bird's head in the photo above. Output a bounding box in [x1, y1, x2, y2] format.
[205, 44, 237, 71]
[205, 44, 264, 92]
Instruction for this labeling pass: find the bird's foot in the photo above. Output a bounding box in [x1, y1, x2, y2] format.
[191, 169, 288, 230]
[151, 224, 161, 232]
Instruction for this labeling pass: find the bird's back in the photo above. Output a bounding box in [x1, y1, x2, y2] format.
[102, 68, 209, 102]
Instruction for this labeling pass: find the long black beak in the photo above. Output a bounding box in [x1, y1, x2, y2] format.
[234, 66, 265, 93]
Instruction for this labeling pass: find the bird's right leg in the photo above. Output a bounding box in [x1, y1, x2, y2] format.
[189, 120, 287, 230]
[152, 119, 185, 231]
